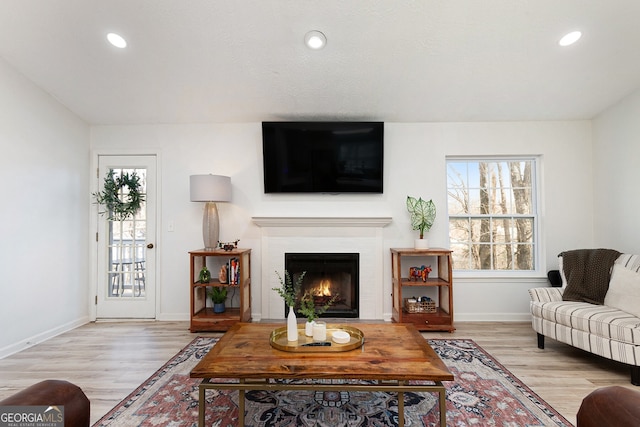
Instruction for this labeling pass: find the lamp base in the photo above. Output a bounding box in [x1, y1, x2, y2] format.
[203, 201, 220, 251]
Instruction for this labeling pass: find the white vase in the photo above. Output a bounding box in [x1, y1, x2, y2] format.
[414, 238, 429, 249]
[287, 306, 298, 341]
[305, 320, 315, 336]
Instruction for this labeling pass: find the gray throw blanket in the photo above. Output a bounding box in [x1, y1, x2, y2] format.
[561, 248, 621, 304]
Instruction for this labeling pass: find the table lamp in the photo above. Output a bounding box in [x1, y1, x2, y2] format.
[190, 174, 231, 250]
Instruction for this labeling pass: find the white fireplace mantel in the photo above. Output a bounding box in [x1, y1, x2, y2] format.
[252, 216, 392, 228]
[252, 216, 392, 322]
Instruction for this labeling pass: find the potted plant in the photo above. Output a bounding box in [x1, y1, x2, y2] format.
[298, 290, 339, 336]
[406, 196, 436, 249]
[272, 271, 306, 341]
[207, 286, 228, 313]
[199, 266, 211, 283]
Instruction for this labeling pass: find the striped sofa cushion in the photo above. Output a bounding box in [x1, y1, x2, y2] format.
[532, 317, 640, 366]
[616, 253, 640, 272]
[531, 300, 640, 346]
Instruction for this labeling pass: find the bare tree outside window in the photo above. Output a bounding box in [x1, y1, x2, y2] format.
[447, 158, 537, 271]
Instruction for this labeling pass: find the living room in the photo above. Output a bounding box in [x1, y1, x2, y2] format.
[1, 2, 640, 425]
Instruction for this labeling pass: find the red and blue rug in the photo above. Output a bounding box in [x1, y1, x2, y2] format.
[94, 337, 572, 427]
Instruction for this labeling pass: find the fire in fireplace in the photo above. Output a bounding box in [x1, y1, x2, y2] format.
[285, 253, 359, 318]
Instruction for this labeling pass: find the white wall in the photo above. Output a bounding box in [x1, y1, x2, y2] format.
[593, 88, 640, 253]
[1, 51, 635, 355]
[91, 120, 593, 322]
[0, 58, 90, 356]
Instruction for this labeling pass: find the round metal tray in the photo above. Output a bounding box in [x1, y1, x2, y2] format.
[269, 324, 365, 352]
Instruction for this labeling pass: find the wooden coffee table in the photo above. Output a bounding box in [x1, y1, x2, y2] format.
[190, 322, 453, 427]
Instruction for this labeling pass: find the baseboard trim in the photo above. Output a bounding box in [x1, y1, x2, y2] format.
[156, 313, 190, 321]
[0, 316, 90, 359]
[455, 313, 532, 322]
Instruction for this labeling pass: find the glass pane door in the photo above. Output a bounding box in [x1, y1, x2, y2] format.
[107, 168, 147, 298]
[96, 155, 156, 319]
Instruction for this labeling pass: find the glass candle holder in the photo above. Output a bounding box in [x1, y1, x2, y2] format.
[312, 321, 327, 341]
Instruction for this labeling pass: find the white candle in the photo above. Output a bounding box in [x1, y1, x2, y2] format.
[332, 330, 350, 344]
[312, 321, 327, 341]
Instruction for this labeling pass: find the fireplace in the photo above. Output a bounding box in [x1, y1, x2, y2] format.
[285, 253, 359, 318]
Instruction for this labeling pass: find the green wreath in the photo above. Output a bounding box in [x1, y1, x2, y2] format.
[93, 170, 145, 221]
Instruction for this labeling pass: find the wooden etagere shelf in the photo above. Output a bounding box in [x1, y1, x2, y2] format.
[189, 248, 251, 332]
[390, 248, 455, 332]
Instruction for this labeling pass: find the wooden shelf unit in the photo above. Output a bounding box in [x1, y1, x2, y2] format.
[390, 248, 455, 332]
[189, 248, 251, 332]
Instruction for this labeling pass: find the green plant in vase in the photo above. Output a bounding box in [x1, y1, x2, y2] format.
[406, 196, 436, 249]
[207, 286, 228, 313]
[272, 270, 305, 309]
[298, 290, 339, 336]
[272, 270, 306, 342]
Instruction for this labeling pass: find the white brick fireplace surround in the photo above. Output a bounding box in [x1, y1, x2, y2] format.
[252, 217, 392, 321]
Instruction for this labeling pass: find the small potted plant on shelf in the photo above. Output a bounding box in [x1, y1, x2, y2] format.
[298, 290, 339, 336]
[406, 196, 436, 249]
[272, 271, 306, 342]
[207, 286, 228, 313]
[199, 266, 211, 283]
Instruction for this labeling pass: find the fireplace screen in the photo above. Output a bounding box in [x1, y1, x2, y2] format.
[285, 253, 359, 318]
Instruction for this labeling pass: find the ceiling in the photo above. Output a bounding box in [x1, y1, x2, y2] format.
[1, 1, 640, 125]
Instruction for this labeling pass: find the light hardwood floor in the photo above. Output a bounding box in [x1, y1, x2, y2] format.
[0, 321, 636, 426]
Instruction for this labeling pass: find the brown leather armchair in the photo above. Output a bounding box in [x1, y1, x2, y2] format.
[577, 386, 640, 427]
[0, 380, 89, 427]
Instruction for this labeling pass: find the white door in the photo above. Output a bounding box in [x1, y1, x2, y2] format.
[96, 155, 157, 318]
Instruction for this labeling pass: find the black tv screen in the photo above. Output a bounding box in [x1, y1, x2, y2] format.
[262, 121, 384, 193]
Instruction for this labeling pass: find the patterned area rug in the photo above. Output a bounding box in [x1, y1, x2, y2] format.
[93, 337, 572, 427]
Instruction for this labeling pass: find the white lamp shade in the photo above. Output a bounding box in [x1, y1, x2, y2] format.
[190, 174, 231, 202]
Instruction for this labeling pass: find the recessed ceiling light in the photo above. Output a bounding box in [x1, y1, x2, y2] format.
[107, 32, 127, 48]
[304, 31, 326, 50]
[559, 31, 582, 47]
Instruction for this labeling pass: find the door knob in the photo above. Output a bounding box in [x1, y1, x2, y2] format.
[147, 243, 154, 249]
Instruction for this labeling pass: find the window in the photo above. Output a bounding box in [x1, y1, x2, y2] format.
[447, 157, 539, 272]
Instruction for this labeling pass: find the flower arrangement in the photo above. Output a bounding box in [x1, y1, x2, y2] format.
[298, 290, 339, 323]
[272, 270, 306, 309]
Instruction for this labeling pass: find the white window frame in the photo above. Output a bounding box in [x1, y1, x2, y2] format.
[446, 155, 543, 278]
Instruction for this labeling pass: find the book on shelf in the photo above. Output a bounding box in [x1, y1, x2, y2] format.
[227, 257, 239, 285]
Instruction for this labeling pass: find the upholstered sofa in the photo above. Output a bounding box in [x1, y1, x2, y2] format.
[529, 249, 640, 385]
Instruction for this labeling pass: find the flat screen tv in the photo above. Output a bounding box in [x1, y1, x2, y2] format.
[262, 121, 384, 193]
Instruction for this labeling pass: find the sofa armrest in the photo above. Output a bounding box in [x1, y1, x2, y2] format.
[0, 380, 89, 427]
[577, 386, 640, 427]
[529, 287, 563, 303]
